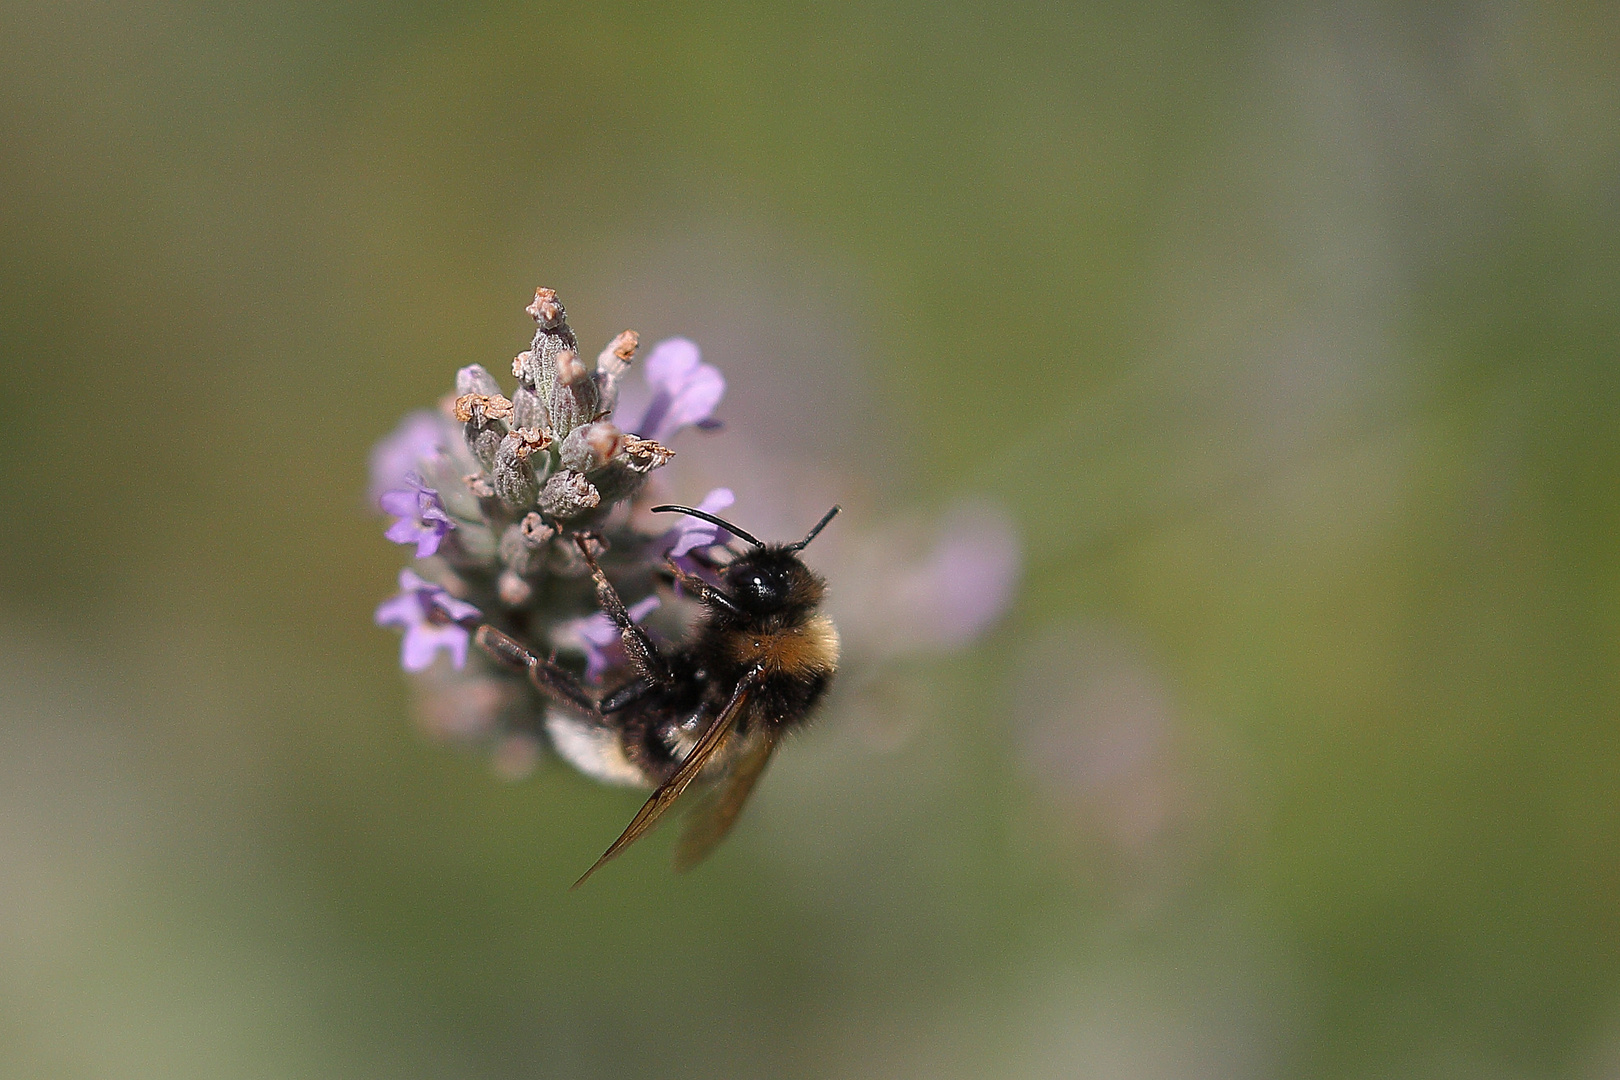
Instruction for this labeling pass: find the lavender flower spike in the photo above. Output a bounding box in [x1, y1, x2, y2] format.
[619, 337, 725, 442]
[375, 570, 482, 672]
[379, 474, 456, 557]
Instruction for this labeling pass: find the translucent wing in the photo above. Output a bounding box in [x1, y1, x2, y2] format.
[674, 727, 778, 873]
[571, 667, 760, 889]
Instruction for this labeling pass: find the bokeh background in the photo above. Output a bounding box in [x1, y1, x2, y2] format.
[3, 2, 1618, 1077]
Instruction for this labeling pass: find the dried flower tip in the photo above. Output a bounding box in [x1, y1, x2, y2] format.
[597, 330, 639, 375]
[553, 348, 589, 388]
[526, 287, 564, 327]
[559, 421, 626, 473]
[463, 473, 496, 500]
[620, 435, 675, 472]
[512, 352, 531, 379]
[510, 426, 551, 459]
[453, 393, 514, 423]
[538, 469, 601, 518]
[458, 396, 509, 472]
[594, 331, 639, 416]
[518, 511, 555, 547]
[497, 568, 533, 607]
[456, 364, 504, 398]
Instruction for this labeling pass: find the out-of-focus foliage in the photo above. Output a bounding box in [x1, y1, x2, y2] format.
[1, 2, 1617, 1078]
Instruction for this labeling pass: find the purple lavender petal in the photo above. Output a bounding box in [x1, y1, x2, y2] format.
[373, 590, 419, 629]
[401, 622, 469, 672]
[377, 489, 418, 518]
[369, 411, 447, 503]
[380, 476, 456, 558]
[621, 337, 725, 442]
[663, 487, 736, 558]
[432, 591, 482, 623]
[375, 569, 481, 672]
[384, 516, 423, 545]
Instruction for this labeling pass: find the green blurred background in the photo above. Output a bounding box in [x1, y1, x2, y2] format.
[3, 2, 1618, 1077]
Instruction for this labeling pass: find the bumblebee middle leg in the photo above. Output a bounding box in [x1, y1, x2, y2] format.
[475, 626, 601, 718]
[574, 534, 673, 689]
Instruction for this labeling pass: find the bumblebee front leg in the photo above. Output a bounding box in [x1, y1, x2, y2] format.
[660, 560, 744, 618]
[574, 535, 674, 690]
[475, 626, 602, 719]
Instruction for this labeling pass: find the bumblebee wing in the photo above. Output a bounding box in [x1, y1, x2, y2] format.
[673, 727, 778, 873]
[571, 667, 761, 889]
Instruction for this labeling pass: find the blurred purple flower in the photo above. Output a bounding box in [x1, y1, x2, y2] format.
[617, 337, 725, 441]
[556, 594, 661, 683]
[892, 501, 1021, 649]
[369, 410, 447, 503]
[660, 487, 736, 559]
[375, 569, 481, 672]
[379, 474, 455, 557]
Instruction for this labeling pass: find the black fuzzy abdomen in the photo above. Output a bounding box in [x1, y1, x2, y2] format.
[749, 668, 832, 735]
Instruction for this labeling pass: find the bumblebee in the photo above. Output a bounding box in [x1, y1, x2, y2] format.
[476, 503, 841, 886]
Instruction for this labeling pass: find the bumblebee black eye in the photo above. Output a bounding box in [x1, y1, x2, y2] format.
[726, 562, 790, 613]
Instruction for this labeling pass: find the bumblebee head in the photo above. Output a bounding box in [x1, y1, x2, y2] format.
[722, 548, 819, 615]
[651, 503, 840, 619]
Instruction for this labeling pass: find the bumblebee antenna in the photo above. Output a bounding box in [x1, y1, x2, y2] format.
[650, 504, 764, 548]
[787, 505, 841, 551]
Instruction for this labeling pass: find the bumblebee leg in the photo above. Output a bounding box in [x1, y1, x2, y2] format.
[475, 625, 602, 719]
[600, 677, 657, 714]
[574, 535, 673, 690]
[662, 560, 744, 618]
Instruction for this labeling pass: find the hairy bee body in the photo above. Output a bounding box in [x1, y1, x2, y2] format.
[478, 507, 841, 883]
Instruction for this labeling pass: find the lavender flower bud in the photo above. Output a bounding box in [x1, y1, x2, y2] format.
[547, 348, 599, 440]
[559, 421, 626, 474]
[492, 428, 549, 510]
[538, 469, 601, 518]
[517, 287, 597, 441]
[453, 387, 513, 473]
[511, 353, 548, 431]
[497, 569, 533, 607]
[519, 510, 555, 547]
[456, 364, 503, 398]
[498, 513, 553, 577]
[594, 329, 638, 415]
